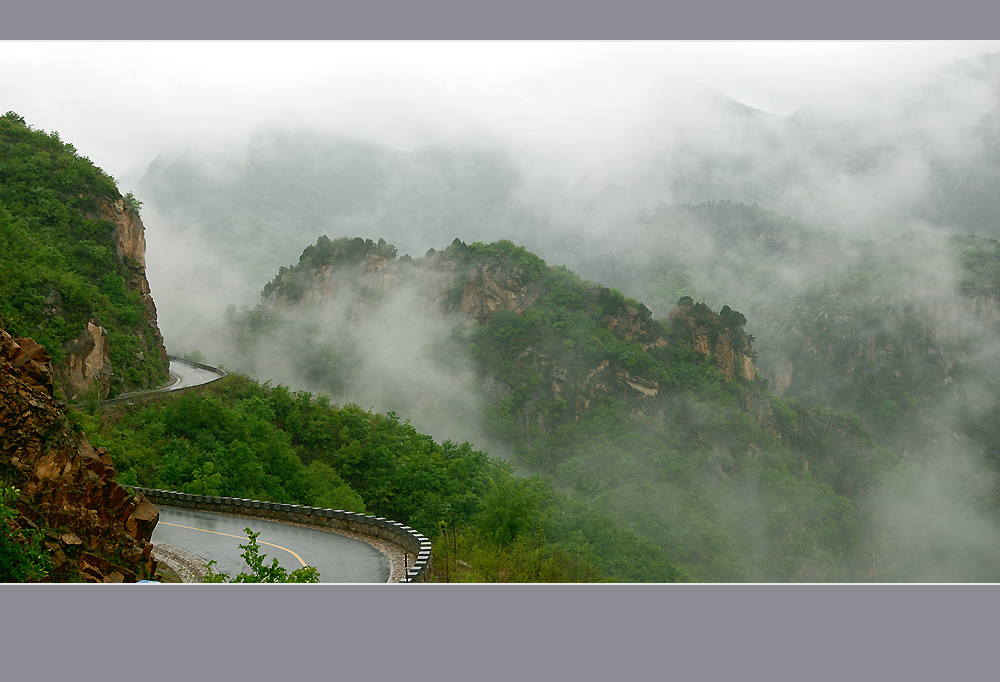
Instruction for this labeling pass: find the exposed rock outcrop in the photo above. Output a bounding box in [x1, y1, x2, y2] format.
[53, 318, 113, 402]
[55, 196, 169, 400]
[669, 303, 756, 382]
[769, 357, 794, 396]
[100, 197, 148, 268]
[263, 244, 401, 316]
[1, 333, 53, 394]
[965, 293, 1000, 329]
[104, 197, 169, 358]
[451, 262, 540, 321]
[1, 329, 159, 582]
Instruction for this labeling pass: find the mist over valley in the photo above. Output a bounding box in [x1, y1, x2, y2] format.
[5, 42, 1000, 581]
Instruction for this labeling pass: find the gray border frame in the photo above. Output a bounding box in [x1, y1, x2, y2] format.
[2, 0, 999, 39]
[4, 0, 999, 679]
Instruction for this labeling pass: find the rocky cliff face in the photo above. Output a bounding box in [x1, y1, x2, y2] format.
[439, 258, 541, 321]
[1, 329, 159, 582]
[104, 197, 168, 355]
[668, 303, 756, 382]
[53, 197, 169, 402]
[965, 292, 1000, 329]
[265, 252, 399, 310]
[53, 318, 114, 401]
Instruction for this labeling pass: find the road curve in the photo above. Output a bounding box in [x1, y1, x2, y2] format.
[166, 357, 226, 391]
[91, 355, 226, 407]
[116, 359, 399, 583]
[153, 507, 392, 583]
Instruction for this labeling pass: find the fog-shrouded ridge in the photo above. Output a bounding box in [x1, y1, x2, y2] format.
[140, 50, 1000, 341]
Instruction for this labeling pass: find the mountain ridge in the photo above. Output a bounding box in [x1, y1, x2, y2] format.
[221, 235, 898, 580]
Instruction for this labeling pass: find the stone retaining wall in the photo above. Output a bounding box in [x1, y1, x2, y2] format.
[134, 487, 433, 582]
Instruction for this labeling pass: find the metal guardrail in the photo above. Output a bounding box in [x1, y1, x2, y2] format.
[133, 487, 434, 583]
[166, 355, 228, 376]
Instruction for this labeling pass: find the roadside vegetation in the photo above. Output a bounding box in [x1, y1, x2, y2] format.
[0, 485, 51, 582]
[82, 375, 686, 582]
[203, 527, 320, 583]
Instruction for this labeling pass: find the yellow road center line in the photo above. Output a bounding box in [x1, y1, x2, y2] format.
[160, 521, 308, 567]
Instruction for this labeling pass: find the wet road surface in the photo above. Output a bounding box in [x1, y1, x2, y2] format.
[153, 507, 391, 583]
[166, 358, 225, 391]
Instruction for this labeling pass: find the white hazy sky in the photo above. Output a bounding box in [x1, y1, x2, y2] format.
[1, 41, 997, 187]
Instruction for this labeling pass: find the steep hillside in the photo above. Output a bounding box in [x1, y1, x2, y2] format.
[221, 236, 905, 581]
[84, 373, 686, 582]
[1, 328, 159, 582]
[0, 112, 168, 401]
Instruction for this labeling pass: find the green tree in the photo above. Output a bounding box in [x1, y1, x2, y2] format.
[1, 486, 51, 582]
[123, 192, 143, 217]
[477, 477, 541, 547]
[203, 527, 320, 583]
[2, 111, 27, 126]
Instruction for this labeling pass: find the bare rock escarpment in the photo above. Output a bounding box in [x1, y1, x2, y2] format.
[105, 196, 169, 366]
[53, 318, 114, 402]
[1, 328, 159, 582]
[668, 302, 756, 383]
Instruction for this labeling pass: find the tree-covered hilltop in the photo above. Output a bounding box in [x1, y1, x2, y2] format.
[213, 235, 937, 581]
[0, 112, 168, 400]
[83, 374, 686, 582]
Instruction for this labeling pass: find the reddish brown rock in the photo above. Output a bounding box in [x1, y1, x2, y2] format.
[61, 532, 83, 546]
[125, 499, 159, 539]
[1, 330, 55, 395]
[2, 328, 160, 582]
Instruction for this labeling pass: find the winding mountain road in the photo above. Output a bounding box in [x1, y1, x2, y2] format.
[96, 355, 227, 406]
[153, 507, 392, 583]
[134, 357, 398, 583]
[166, 357, 226, 391]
